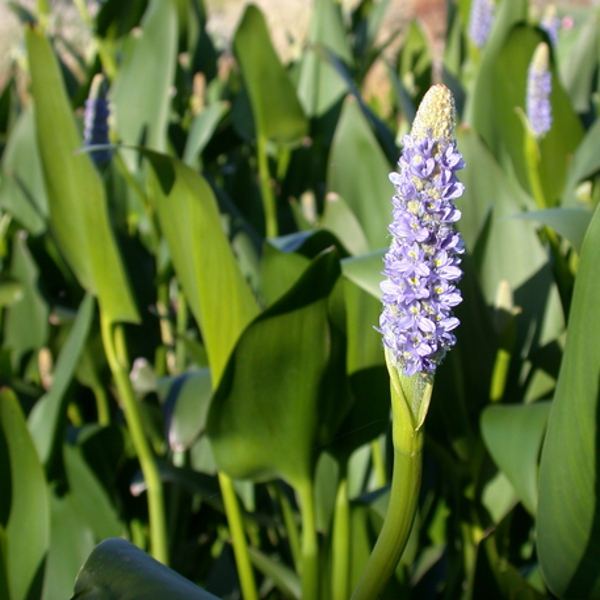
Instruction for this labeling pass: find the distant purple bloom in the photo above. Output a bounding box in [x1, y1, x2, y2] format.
[526, 43, 552, 138]
[379, 85, 465, 377]
[83, 74, 113, 165]
[469, 0, 494, 49]
[540, 4, 560, 47]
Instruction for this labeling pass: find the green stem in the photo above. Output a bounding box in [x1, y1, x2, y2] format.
[218, 472, 259, 600]
[371, 438, 387, 488]
[175, 288, 188, 373]
[92, 384, 111, 426]
[256, 135, 278, 238]
[276, 483, 301, 569]
[100, 315, 168, 564]
[350, 397, 423, 600]
[297, 479, 319, 600]
[331, 467, 350, 600]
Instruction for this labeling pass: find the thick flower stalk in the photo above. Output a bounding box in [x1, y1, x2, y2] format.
[468, 0, 494, 49]
[379, 84, 465, 378]
[83, 74, 113, 165]
[352, 84, 464, 600]
[540, 4, 560, 47]
[526, 42, 552, 138]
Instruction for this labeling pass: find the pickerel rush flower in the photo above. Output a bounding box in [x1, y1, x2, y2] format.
[379, 85, 465, 377]
[468, 0, 494, 49]
[526, 43, 552, 138]
[83, 74, 113, 165]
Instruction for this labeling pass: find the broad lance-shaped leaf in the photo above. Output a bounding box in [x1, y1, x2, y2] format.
[207, 249, 348, 488]
[25, 27, 139, 324]
[537, 201, 600, 598]
[1, 389, 50, 600]
[147, 151, 259, 387]
[234, 4, 308, 146]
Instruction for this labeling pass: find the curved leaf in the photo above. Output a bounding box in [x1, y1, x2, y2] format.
[207, 249, 347, 487]
[71, 538, 220, 600]
[537, 201, 600, 598]
[481, 402, 551, 515]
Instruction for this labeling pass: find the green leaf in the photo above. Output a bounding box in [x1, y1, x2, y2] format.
[25, 27, 139, 324]
[537, 201, 600, 598]
[481, 402, 551, 515]
[341, 249, 385, 300]
[147, 151, 259, 387]
[0, 105, 48, 234]
[111, 0, 177, 164]
[327, 96, 392, 251]
[182, 102, 229, 167]
[556, 11, 598, 113]
[508, 207, 593, 254]
[320, 193, 370, 256]
[64, 443, 122, 540]
[0, 525, 9, 600]
[158, 369, 212, 451]
[42, 493, 95, 600]
[70, 538, 220, 600]
[4, 232, 49, 369]
[28, 294, 95, 465]
[1, 388, 50, 600]
[296, 0, 352, 117]
[207, 249, 347, 487]
[0, 276, 23, 308]
[234, 5, 308, 146]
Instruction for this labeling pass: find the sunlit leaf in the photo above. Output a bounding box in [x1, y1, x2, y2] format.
[26, 27, 139, 324]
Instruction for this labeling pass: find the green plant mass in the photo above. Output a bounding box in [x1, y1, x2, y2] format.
[0, 0, 599, 598]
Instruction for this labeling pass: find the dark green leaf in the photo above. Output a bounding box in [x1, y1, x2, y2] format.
[341, 249, 384, 300]
[207, 249, 347, 487]
[70, 538, 220, 600]
[0, 388, 49, 600]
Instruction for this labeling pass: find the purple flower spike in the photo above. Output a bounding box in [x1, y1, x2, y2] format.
[526, 43, 552, 138]
[468, 0, 494, 49]
[540, 4, 560, 47]
[379, 85, 465, 377]
[83, 74, 113, 165]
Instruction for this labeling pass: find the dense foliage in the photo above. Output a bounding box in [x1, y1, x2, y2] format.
[1, 0, 600, 598]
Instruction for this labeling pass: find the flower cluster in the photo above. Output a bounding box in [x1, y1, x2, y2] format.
[83, 74, 113, 165]
[526, 42, 552, 138]
[468, 0, 494, 49]
[379, 85, 465, 377]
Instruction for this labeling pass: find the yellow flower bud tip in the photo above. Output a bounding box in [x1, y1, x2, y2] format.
[531, 42, 550, 74]
[410, 84, 457, 143]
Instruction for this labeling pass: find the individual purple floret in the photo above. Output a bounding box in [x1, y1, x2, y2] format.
[379, 85, 465, 377]
[83, 74, 113, 165]
[468, 0, 494, 49]
[526, 43, 552, 138]
[540, 4, 560, 47]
